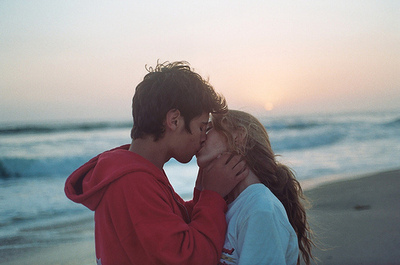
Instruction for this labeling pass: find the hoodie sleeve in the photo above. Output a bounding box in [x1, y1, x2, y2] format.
[184, 187, 201, 217]
[103, 172, 227, 265]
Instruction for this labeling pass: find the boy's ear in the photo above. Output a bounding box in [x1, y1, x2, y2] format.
[165, 109, 181, 131]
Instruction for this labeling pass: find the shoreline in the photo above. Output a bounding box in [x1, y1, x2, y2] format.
[1, 168, 399, 264]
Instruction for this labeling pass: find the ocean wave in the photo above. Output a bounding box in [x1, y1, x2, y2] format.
[0, 161, 16, 178]
[0, 121, 132, 135]
[265, 120, 324, 131]
[271, 128, 345, 151]
[1, 112, 398, 180]
[383, 117, 400, 127]
[0, 156, 90, 179]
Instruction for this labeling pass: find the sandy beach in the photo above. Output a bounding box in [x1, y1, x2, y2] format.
[1, 169, 399, 265]
[304, 168, 400, 265]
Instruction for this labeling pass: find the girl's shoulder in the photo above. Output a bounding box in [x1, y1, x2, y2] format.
[230, 184, 289, 223]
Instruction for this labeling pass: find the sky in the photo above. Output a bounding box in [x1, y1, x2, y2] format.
[1, 0, 399, 123]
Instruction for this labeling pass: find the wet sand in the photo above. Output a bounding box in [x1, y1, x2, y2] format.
[304, 169, 400, 264]
[0, 240, 95, 265]
[1, 169, 399, 265]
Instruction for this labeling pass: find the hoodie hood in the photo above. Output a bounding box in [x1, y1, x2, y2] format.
[64, 144, 167, 211]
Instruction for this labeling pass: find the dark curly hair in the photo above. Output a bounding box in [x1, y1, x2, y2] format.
[131, 61, 227, 140]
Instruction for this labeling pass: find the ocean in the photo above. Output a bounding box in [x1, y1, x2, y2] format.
[0, 110, 399, 251]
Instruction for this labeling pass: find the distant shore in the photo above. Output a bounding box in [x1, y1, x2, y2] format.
[1, 168, 399, 265]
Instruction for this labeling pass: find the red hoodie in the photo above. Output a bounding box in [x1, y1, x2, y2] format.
[65, 145, 227, 265]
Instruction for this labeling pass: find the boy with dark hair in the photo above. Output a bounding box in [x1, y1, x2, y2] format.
[65, 61, 248, 265]
[131, 61, 227, 141]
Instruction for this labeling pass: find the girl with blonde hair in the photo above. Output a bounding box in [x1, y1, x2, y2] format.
[196, 110, 314, 265]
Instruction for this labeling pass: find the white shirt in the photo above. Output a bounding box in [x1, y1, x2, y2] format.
[220, 184, 299, 265]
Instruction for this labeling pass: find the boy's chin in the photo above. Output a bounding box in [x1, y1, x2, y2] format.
[196, 158, 212, 168]
[175, 155, 194, 164]
[195, 158, 206, 168]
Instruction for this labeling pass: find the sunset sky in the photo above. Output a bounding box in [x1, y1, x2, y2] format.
[1, 0, 399, 123]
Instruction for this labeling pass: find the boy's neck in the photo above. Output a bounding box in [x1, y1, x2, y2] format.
[129, 137, 169, 170]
